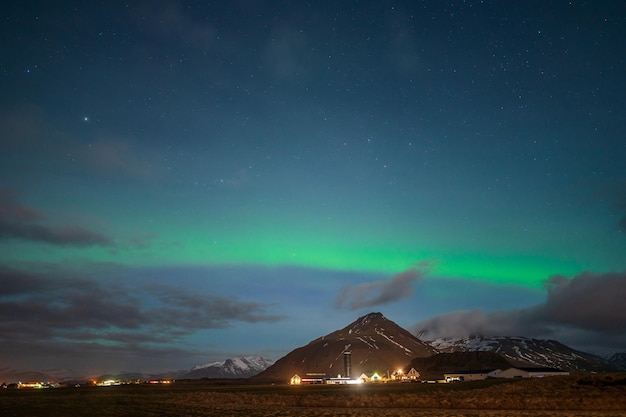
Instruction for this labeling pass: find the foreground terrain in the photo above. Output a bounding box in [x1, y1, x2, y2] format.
[1, 374, 625, 417]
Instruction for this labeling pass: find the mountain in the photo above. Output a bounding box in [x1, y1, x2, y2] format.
[183, 356, 274, 379]
[428, 335, 611, 372]
[255, 312, 437, 381]
[0, 368, 53, 384]
[0, 367, 87, 384]
[607, 352, 626, 371]
[406, 351, 513, 380]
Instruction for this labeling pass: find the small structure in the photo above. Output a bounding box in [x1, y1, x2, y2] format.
[290, 373, 330, 384]
[17, 382, 45, 389]
[327, 374, 360, 384]
[391, 369, 404, 381]
[442, 366, 570, 382]
[444, 370, 492, 383]
[496, 367, 569, 379]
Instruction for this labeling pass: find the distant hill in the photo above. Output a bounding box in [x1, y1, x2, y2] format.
[607, 352, 626, 371]
[255, 312, 437, 381]
[0, 368, 53, 384]
[406, 351, 513, 380]
[427, 335, 612, 372]
[183, 356, 274, 379]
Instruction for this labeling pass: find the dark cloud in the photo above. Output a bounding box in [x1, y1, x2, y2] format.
[535, 272, 626, 332]
[0, 188, 113, 246]
[334, 263, 429, 310]
[148, 284, 285, 329]
[0, 264, 284, 371]
[0, 221, 114, 246]
[0, 337, 208, 376]
[0, 266, 51, 296]
[412, 271, 626, 352]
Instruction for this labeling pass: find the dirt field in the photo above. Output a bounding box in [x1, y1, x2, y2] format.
[1, 374, 625, 417]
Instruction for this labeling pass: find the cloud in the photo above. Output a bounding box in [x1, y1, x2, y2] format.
[0, 264, 284, 372]
[0, 188, 113, 247]
[411, 271, 626, 352]
[536, 272, 626, 332]
[147, 284, 285, 329]
[334, 263, 429, 310]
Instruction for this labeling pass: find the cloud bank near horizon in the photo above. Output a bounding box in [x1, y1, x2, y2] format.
[0, 264, 284, 373]
[411, 271, 626, 352]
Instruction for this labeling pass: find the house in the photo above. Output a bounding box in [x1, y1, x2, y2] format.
[369, 372, 382, 382]
[443, 370, 492, 383]
[356, 372, 383, 383]
[290, 373, 330, 384]
[290, 374, 301, 385]
[496, 367, 569, 379]
[406, 368, 420, 381]
[391, 369, 404, 380]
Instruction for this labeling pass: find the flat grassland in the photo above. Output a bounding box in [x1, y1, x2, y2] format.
[1, 374, 626, 417]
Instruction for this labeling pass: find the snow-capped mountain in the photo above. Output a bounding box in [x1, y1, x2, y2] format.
[183, 355, 274, 379]
[428, 335, 611, 372]
[255, 312, 437, 381]
[607, 352, 626, 371]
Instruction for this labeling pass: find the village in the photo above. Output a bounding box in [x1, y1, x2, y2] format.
[1, 379, 174, 389]
[288, 350, 569, 385]
[289, 366, 570, 385]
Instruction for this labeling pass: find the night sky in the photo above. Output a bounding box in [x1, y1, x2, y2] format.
[1, 1, 625, 376]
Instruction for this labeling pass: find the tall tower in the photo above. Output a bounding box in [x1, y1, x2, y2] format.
[343, 349, 352, 378]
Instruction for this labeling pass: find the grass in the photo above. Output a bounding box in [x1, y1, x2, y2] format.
[1, 375, 625, 417]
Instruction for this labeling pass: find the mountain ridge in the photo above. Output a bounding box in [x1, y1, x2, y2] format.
[3, 314, 623, 383]
[183, 355, 274, 379]
[427, 335, 613, 372]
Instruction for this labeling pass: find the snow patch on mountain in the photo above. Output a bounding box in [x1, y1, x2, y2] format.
[375, 327, 412, 354]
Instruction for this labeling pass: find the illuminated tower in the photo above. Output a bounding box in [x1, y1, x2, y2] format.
[343, 349, 352, 378]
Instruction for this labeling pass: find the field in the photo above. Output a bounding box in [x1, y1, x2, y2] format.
[2, 374, 626, 417]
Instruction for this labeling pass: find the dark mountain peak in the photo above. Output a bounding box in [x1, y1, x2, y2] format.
[339, 312, 388, 334]
[255, 313, 437, 381]
[358, 312, 385, 324]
